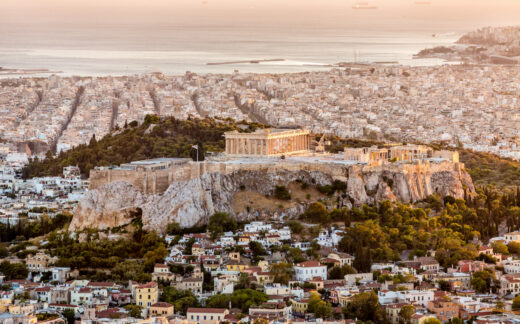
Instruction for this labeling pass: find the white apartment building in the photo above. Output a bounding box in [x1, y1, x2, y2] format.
[244, 221, 272, 233]
[294, 260, 327, 281]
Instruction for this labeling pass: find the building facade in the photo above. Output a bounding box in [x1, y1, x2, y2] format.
[224, 128, 312, 157]
[135, 282, 159, 308]
[294, 260, 327, 281]
[186, 308, 229, 324]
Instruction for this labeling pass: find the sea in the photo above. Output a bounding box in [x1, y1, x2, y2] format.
[1, 1, 519, 77]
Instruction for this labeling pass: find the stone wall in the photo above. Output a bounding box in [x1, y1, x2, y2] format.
[89, 159, 468, 198]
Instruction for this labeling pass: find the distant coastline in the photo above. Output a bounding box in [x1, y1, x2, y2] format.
[0, 67, 63, 76]
[414, 26, 520, 65]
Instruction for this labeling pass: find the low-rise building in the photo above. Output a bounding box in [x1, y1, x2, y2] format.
[294, 260, 327, 281]
[186, 308, 229, 324]
[427, 299, 460, 323]
[150, 302, 174, 317]
[136, 282, 159, 308]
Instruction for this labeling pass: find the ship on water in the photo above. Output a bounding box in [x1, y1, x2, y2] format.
[352, 2, 378, 9]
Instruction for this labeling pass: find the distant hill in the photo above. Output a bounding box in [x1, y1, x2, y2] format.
[22, 115, 265, 179]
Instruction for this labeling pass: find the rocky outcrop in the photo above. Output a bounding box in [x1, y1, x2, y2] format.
[70, 161, 475, 233]
[70, 182, 145, 231]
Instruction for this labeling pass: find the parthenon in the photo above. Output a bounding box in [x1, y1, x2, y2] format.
[224, 128, 312, 156]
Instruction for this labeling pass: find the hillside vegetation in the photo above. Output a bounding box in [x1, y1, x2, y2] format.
[22, 116, 265, 178]
[459, 149, 520, 189]
[22, 114, 520, 189]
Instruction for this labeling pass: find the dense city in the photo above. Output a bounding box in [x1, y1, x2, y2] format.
[2, 63, 520, 160]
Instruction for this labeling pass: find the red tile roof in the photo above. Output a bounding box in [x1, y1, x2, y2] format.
[137, 282, 158, 289]
[295, 260, 322, 268]
[151, 302, 173, 308]
[88, 282, 116, 287]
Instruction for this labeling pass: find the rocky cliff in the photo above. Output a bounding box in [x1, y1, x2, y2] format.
[70, 161, 475, 233]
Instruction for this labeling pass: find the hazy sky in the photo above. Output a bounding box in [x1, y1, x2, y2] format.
[2, 0, 520, 28]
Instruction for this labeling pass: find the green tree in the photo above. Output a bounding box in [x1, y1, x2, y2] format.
[0, 261, 28, 280]
[306, 292, 322, 314]
[143, 245, 168, 272]
[329, 264, 356, 279]
[274, 185, 291, 200]
[288, 247, 307, 263]
[508, 242, 520, 255]
[471, 270, 493, 293]
[512, 294, 520, 310]
[342, 291, 385, 322]
[270, 263, 293, 285]
[437, 280, 451, 292]
[124, 305, 143, 319]
[184, 237, 196, 255]
[208, 212, 237, 239]
[205, 289, 268, 313]
[287, 220, 304, 234]
[492, 241, 509, 255]
[398, 305, 415, 324]
[249, 241, 267, 257]
[62, 309, 76, 324]
[234, 273, 251, 289]
[160, 287, 199, 315]
[313, 301, 332, 319]
[303, 202, 329, 224]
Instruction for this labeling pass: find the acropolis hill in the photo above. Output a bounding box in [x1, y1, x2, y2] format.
[73, 130, 474, 232]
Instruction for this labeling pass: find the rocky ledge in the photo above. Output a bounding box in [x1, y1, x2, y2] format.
[70, 161, 475, 233]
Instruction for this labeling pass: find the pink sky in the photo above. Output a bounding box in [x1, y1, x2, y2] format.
[2, 0, 520, 27]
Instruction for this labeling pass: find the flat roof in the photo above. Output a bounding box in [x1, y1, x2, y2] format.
[128, 158, 191, 165]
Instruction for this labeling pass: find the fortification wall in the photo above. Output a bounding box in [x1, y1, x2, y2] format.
[89, 159, 466, 196]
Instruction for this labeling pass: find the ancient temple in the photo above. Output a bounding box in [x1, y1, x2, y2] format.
[224, 128, 312, 157]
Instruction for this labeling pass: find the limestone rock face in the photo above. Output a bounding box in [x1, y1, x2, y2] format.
[69, 181, 145, 231]
[71, 162, 475, 233]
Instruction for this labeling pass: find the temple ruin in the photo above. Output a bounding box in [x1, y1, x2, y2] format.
[224, 128, 312, 157]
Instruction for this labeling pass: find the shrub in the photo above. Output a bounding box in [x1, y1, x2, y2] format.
[274, 185, 291, 200]
[287, 220, 304, 234]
